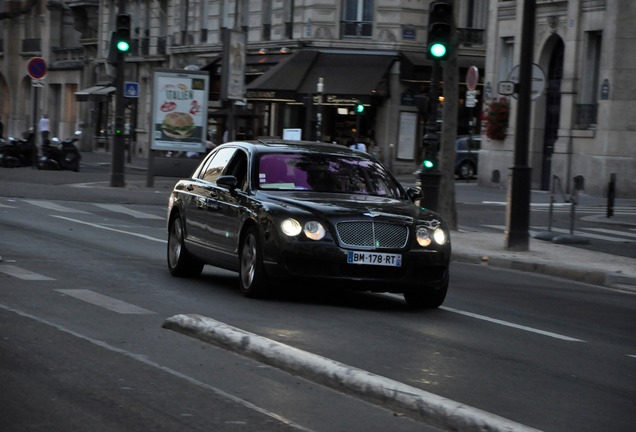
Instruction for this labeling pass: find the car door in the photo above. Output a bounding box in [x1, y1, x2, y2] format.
[204, 149, 249, 265]
[184, 146, 237, 257]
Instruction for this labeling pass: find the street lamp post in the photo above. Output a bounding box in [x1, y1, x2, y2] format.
[505, 0, 535, 251]
[316, 77, 324, 142]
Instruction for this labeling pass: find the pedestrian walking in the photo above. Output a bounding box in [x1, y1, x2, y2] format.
[38, 114, 50, 145]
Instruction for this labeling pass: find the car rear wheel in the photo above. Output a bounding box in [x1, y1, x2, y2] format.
[458, 162, 475, 179]
[239, 226, 268, 298]
[167, 215, 204, 277]
[403, 281, 448, 309]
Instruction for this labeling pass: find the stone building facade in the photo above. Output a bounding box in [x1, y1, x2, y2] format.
[1, 0, 489, 177]
[482, 0, 636, 197]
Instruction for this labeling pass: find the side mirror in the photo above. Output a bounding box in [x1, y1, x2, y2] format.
[407, 186, 423, 202]
[217, 175, 238, 190]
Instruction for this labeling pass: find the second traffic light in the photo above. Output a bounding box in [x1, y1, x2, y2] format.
[427, 1, 453, 60]
[115, 14, 131, 53]
[355, 102, 365, 114]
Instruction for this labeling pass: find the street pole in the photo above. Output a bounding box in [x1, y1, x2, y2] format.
[417, 60, 442, 211]
[316, 77, 324, 142]
[111, 0, 126, 187]
[505, 0, 535, 250]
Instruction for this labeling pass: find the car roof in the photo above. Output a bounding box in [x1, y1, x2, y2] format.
[219, 139, 368, 157]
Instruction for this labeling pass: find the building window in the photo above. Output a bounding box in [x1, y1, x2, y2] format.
[498, 37, 514, 91]
[200, 0, 209, 43]
[263, 0, 272, 41]
[577, 31, 601, 129]
[341, 0, 373, 38]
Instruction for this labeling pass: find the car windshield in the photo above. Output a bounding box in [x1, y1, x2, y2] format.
[257, 153, 405, 198]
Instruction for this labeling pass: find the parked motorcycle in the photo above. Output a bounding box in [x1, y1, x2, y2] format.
[38, 131, 82, 172]
[0, 133, 36, 168]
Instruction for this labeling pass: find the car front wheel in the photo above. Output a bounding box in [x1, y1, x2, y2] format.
[239, 226, 268, 298]
[167, 215, 204, 277]
[458, 162, 475, 179]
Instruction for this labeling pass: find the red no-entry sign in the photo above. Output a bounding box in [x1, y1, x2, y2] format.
[466, 65, 479, 91]
[27, 57, 47, 79]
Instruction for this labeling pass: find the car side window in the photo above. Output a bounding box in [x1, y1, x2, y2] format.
[224, 150, 248, 191]
[200, 147, 236, 183]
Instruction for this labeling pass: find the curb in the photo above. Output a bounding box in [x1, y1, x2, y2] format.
[163, 314, 541, 432]
[451, 251, 636, 292]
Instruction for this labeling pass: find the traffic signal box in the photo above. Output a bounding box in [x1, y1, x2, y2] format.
[427, 1, 453, 60]
[115, 14, 131, 53]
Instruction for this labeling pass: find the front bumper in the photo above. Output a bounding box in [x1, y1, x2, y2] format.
[262, 241, 450, 293]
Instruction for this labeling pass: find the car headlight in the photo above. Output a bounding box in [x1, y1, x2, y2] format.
[281, 218, 326, 240]
[281, 218, 302, 236]
[433, 227, 447, 245]
[416, 227, 432, 247]
[304, 221, 326, 240]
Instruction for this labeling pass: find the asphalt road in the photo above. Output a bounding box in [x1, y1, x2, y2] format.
[1, 193, 635, 431]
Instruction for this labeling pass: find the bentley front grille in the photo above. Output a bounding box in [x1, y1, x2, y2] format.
[335, 221, 408, 249]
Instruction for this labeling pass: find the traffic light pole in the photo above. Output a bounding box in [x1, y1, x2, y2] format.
[417, 60, 441, 212]
[111, 1, 127, 187]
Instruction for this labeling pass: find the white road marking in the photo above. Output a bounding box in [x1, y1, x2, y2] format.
[23, 199, 90, 214]
[0, 264, 55, 280]
[92, 203, 164, 220]
[51, 215, 167, 243]
[441, 306, 585, 342]
[0, 202, 17, 208]
[55, 289, 155, 314]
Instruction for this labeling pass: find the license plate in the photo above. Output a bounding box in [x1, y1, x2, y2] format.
[347, 251, 402, 267]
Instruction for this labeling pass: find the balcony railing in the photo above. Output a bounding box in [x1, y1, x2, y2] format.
[340, 20, 372, 38]
[576, 104, 597, 130]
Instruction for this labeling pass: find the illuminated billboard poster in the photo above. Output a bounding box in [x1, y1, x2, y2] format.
[151, 69, 209, 152]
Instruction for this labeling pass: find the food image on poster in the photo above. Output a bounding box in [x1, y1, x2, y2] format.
[162, 112, 194, 139]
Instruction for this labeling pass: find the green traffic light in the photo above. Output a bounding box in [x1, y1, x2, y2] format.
[423, 159, 434, 169]
[429, 42, 447, 59]
[356, 104, 364, 113]
[116, 40, 130, 52]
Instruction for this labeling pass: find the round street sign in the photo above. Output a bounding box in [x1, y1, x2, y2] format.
[466, 66, 479, 91]
[27, 57, 47, 80]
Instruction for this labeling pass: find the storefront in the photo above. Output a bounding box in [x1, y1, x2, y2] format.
[245, 49, 397, 148]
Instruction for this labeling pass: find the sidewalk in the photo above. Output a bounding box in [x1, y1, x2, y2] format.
[3, 150, 636, 292]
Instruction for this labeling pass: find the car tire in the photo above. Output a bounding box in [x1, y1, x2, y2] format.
[403, 280, 448, 309]
[167, 214, 204, 278]
[458, 162, 475, 179]
[239, 226, 268, 298]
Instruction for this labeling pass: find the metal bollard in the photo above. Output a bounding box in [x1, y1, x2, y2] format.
[607, 173, 616, 218]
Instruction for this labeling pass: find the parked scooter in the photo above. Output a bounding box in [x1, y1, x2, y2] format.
[0, 132, 36, 168]
[38, 131, 82, 172]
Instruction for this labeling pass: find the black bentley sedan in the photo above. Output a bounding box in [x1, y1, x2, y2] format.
[167, 140, 451, 308]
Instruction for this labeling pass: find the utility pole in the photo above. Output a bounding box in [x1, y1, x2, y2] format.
[505, 0, 535, 250]
[111, 0, 129, 187]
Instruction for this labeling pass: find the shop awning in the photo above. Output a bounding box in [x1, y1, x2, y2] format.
[75, 85, 115, 102]
[246, 50, 396, 103]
